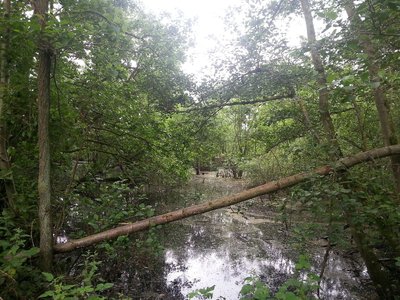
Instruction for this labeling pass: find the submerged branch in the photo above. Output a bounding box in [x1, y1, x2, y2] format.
[53, 144, 400, 253]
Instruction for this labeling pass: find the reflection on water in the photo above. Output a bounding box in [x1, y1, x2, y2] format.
[160, 173, 372, 299]
[164, 213, 295, 299]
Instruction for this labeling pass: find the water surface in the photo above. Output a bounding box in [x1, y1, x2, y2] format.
[156, 173, 373, 299]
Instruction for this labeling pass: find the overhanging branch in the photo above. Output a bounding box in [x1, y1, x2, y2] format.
[178, 92, 295, 113]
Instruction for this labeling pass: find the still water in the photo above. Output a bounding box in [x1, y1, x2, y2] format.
[153, 172, 373, 299]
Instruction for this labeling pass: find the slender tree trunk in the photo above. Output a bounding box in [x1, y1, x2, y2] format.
[301, 1, 397, 297]
[53, 144, 400, 253]
[34, 0, 53, 272]
[297, 96, 321, 143]
[195, 161, 200, 175]
[346, 211, 396, 298]
[300, 0, 342, 159]
[350, 96, 368, 151]
[344, 2, 400, 291]
[0, 0, 16, 210]
[345, 0, 400, 194]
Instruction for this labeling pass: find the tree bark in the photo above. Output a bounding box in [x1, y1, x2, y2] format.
[0, 0, 16, 210]
[34, 0, 53, 272]
[53, 144, 400, 254]
[345, 0, 400, 194]
[300, 0, 342, 159]
[350, 96, 368, 151]
[346, 210, 396, 298]
[297, 96, 321, 144]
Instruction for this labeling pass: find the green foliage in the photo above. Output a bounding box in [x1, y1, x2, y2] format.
[275, 274, 318, 300]
[188, 266, 319, 300]
[239, 277, 270, 300]
[0, 211, 41, 299]
[39, 253, 113, 300]
[395, 257, 400, 267]
[134, 226, 164, 257]
[3, 0, 400, 297]
[275, 255, 319, 300]
[238, 260, 318, 300]
[188, 285, 215, 299]
[65, 182, 153, 238]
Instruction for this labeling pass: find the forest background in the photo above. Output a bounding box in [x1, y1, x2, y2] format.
[0, 0, 400, 299]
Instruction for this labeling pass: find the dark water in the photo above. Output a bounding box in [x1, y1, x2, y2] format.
[61, 172, 375, 299]
[154, 173, 374, 299]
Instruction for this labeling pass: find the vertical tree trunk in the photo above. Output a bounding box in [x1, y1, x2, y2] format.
[346, 212, 395, 298]
[297, 96, 321, 144]
[300, 1, 395, 297]
[350, 96, 368, 151]
[344, 3, 400, 296]
[195, 161, 200, 175]
[0, 0, 16, 210]
[34, 0, 53, 272]
[345, 0, 400, 194]
[300, 0, 342, 159]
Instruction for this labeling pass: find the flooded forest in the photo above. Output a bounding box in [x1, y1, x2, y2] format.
[1, 0, 400, 299]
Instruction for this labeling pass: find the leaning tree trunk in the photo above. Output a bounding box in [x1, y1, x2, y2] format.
[34, 0, 53, 272]
[0, 0, 16, 210]
[300, 0, 342, 159]
[53, 144, 400, 253]
[345, 0, 400, 195]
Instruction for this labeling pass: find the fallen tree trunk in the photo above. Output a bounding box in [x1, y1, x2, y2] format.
[54, 144, 400, 253]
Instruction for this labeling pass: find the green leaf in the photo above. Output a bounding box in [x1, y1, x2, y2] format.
[62, 284, 77, 290]
[325, 10, 338, 20]
[87, 296, 106, 300]
[240, 284, 253, 295]
[370, 81, 380, 88]
[343, 85, 355, 91]
[38, 290, 55, 298]
[281, 292, 300, 300]
[295, 254, 311, 271]
[395, 257, 400, 267]
[23, 247, 40, 257]
[0, 169, 13, 180]
[326, 73, 336, 84]
[254, 286, 269, 300]
[95, 282, 114, 291]
[42, 272, 54, 282]
[77, 286, 95, 293]
[360, 72, 369, 83]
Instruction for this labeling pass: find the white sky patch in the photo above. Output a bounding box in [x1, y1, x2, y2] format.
[143, 1, 316, 79]
[143, 0, 242, 78]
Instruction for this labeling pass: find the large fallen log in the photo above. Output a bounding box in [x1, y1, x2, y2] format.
[54, 144, 400, 253]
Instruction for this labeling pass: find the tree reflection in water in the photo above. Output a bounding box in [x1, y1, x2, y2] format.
[161, 173, 373, 299]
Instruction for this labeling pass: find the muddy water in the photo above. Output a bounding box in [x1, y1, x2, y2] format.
[156, 172, 374, 299]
